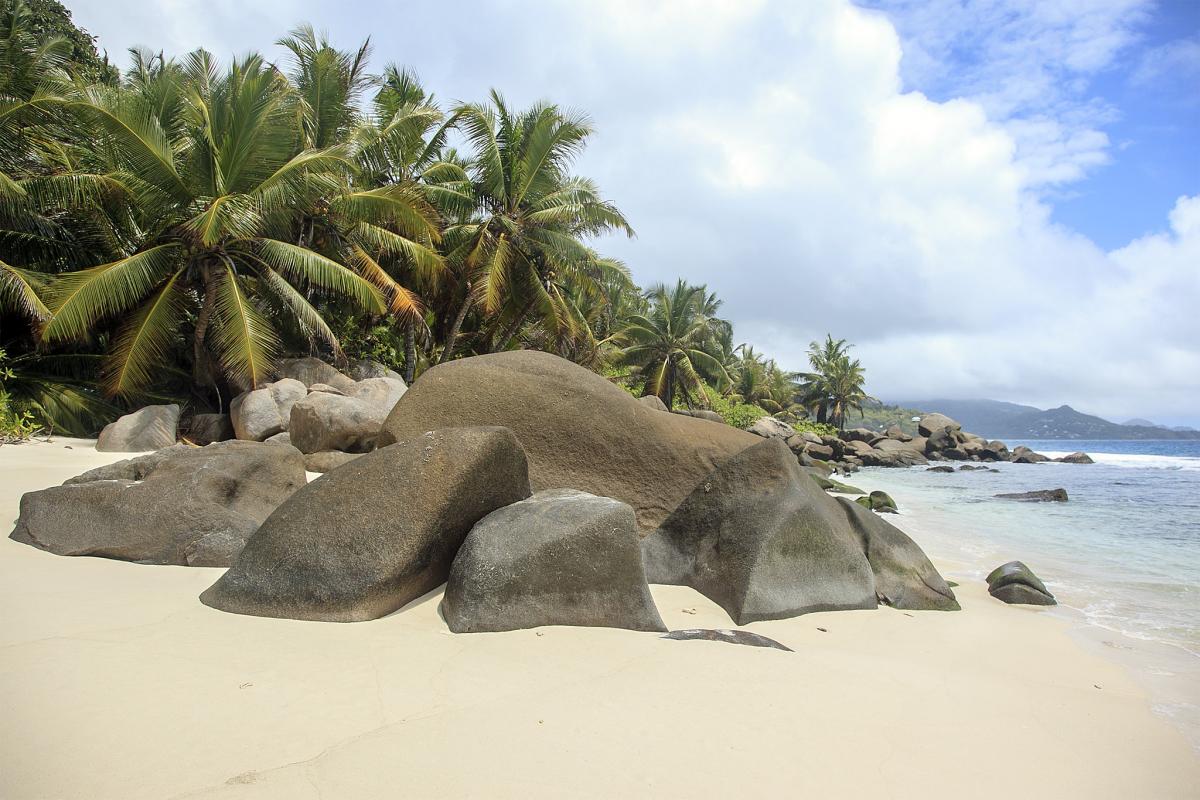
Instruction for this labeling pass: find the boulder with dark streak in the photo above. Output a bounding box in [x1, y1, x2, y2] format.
[380, 351, 758, 532]
[986, 561, 1056, 605]
[200, 427, 532, 622]
[10, 441, 306, 566]
[441, 490, 665, 633]
[836, 497, 959, 611]
[640, 438, 878, 624]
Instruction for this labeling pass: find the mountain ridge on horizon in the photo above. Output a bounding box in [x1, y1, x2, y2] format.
[888, 398, 1200, 440]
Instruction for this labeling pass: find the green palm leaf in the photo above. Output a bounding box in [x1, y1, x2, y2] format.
[207, 262, 280, 389]
[248, 238, 385, 313]
[41, 244, 183, 343]
[102, 268, 190, 397]
[0, 259, 50, 321]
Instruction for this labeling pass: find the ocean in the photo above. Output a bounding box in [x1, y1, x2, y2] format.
[858, 440, 1200, 747]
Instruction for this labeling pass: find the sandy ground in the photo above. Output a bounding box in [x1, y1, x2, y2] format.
[1, 438, 1197, 799]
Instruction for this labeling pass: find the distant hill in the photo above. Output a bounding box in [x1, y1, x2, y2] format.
[890, 399, 1200, 440]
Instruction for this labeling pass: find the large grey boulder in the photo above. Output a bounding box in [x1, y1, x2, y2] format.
[200, 427, 532, 622]
[230, 379, 307, 441]
[288, 393, 382, 454]
[275, 357, 356, 391]
[10, 441, 306, 566]
[185, 413, 234, 445]
[918, 413, 961, 437]
[748, 416, 796, 440]
[442, 490, 666, 633]
[841, 428, 876, 443]
[1056, 451, 1094, 464]
[379, 351, 759, 532]
[836, 498, 959, 611]
[986, 561, 1056, 605]
[287, 377, 407, 454]
[640, 438, 877, 624]
[95, 404, 179, 452]
[346, 376, 407, 410]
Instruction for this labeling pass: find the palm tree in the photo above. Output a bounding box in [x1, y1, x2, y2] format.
[799, 334, 849, 423]
[276, 31, 452, 382]
[619, 280, 730, 409]
[39, 50, 385, 400]
[438, 90, 633, 362]
[798, 334, 873, 428]
[825, 354, 872, 428]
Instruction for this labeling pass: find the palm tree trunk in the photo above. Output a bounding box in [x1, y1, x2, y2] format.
[192, 264, 217, 390]
[491, 296, 537, 353]
[403, 322, 417, 384]
[438, 288, 472, 365]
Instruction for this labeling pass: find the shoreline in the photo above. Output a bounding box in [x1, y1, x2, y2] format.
[855, 465, 1200, 751]
[2, 438, 1198, 797]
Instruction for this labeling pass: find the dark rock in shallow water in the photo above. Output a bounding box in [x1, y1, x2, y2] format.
[986, 560, 1056, 605]
[1010, 445, 1050, 464]
[641, 438, 878, 625]
[379, 351, 757, 532]
[855, 490, 898, 513]
[927, 465, 955, 473]
[809, 473, 865, 495]
[995, 488, 1068, 502]
[662, 629, 792, 652]
[959, 464, 989, 471]
[836, 498, 959, 611]
[200, 427, 531, 622]
[10, 441, 306, 566]
[1056, 451, 1094, 464]
[442, 490, 665, 633]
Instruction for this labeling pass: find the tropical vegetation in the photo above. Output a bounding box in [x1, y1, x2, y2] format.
[0, 0, 876, 438]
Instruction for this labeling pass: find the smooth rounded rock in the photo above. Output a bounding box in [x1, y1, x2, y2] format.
[641, 438, 878, 625]
[96, 404, 179, 452]
[379, 352, 759, 532]
[442, 490, 666, 633]
[200, 427, 532, 622]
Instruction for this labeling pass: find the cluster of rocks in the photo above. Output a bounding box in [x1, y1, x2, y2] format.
[741, 410, 1093, 473]
[96, 358, 408, 474]
[13, 350, 962, 635]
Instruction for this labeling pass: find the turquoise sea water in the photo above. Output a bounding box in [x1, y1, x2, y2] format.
[858, 440, 1200, 744]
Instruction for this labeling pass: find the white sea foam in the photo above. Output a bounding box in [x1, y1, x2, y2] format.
[1038, 451, 1200, 471]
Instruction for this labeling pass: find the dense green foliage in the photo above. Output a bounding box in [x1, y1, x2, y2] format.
[0, 0, 876, 434]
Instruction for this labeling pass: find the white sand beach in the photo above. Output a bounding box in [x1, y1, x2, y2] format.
[2, 438, 1197, 799]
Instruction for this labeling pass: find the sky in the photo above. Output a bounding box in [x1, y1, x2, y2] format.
[65, 0, 1200, 426]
